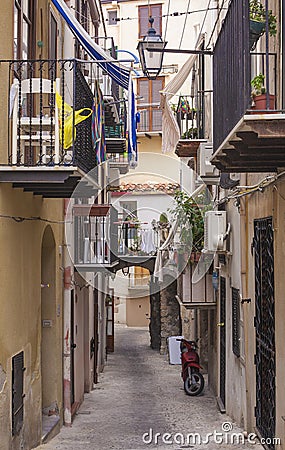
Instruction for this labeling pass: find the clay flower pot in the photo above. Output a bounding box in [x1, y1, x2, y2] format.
[251, 94, 275, 111]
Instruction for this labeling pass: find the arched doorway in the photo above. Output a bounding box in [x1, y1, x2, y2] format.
[41, 226, 58, 434]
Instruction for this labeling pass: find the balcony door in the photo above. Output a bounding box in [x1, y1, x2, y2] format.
[14, 0, 35, 60]
[137, 77, 164, 132]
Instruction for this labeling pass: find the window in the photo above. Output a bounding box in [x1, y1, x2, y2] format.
[108, 10, 118, 25]
[49, 13, 58, 61]
[12, 351, 25, 436]
[75, 0, 90, 58]
[138, 4, 162, 38]
[14, 0, 34, 60]
[137, 77, 164, 132]
[232, 287, 240, 357]
[120, 201, 137, 220]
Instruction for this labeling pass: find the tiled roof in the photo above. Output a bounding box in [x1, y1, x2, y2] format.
[116, 182, 180, 194]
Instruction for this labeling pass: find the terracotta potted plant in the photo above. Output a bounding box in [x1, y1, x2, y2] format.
[251, 73, 275, 110]
[249, 0, 277, 50]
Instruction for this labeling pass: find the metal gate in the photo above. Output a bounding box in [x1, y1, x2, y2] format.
[254, 217, 275, 448]
[220, 276, 226, 409]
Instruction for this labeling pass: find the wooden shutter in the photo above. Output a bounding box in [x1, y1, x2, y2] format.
[138, 6, 149, 38]
[151, 78, 163, 131]
[137, 77, 164, 132]
[137, 79, 150, 132]
[12, 351, 25, 436]
[138, 4, 162, 38]
[150, 5, 162, 34]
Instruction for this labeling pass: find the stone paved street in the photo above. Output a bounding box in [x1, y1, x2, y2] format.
[34, 326, 263, 450]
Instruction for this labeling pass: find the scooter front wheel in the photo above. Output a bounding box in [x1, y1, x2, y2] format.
[184, 372, 204, 396]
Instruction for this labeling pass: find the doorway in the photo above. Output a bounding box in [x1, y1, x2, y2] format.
[41, 226, 58, 437]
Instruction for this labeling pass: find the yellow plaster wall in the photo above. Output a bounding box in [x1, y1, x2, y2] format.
[0, 184, 64, 450]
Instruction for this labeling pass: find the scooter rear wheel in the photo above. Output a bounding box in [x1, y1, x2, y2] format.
[184, 372, 204, 396]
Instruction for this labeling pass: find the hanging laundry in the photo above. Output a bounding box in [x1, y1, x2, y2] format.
[56, 92, 92, 149]
[141, 229, 156, 254]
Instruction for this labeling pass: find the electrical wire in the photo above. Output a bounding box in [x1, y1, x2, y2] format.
[206, 0, 228, 49]
[0, 214, 67, 224]
[216, 171, 285, 207]
[197, 0, 212, 44]
[70, 6, 226, 23]
[179, 0, 191, 49]
[163, 0, 171, 42]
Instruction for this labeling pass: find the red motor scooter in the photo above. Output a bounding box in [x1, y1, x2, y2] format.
[176, 338, 205, 396]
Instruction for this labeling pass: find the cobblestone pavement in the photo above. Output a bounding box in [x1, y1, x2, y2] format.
[34, 326, 263, 450]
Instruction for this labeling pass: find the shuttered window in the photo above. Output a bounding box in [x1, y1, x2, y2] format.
[12, 351, 25, 436]
[137, 77, 164, 132]
[138, 4, 162, 38]
[14, 0, 34, 60]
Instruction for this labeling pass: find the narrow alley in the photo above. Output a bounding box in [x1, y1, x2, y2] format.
[35, 326, 263, 450]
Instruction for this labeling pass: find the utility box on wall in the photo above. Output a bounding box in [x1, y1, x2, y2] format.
[204, 211, 228, 252]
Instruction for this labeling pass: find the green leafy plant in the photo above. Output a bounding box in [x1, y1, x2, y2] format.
[251, 73, 266, 96]
[249, 0, 277, 36]
[169, 191, 211, 254]
[182, 127, 198, 139]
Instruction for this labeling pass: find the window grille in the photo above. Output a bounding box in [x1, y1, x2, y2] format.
[232, 287, 240, 357]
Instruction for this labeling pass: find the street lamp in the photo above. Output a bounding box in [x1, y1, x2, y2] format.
[137, 17, 167, 80]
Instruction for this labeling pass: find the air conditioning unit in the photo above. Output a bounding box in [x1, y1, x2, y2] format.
[197, 142, 219, 179]
[203, 211, 229, 252]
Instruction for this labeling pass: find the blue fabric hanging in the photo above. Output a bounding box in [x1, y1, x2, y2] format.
[51, 0, 137, 162]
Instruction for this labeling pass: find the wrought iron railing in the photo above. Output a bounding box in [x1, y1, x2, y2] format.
[6, 59, 99, 171]
[117, 223, 158, 257]
[137, 104, 162, 132]
[107, 153, 128, 164]
[174, 94, 204, 140]
[73, 205, 158, 266]
[213, 0, 250, 152]
[5, 58, 126, 172]
[213, 0, 281, 152]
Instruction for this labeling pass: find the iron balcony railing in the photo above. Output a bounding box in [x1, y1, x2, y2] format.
[4, 58, 125, 172]
[73, 206, 158, 267]
[6, 59, 100, 171]
[174, 94, 205, 140]
[107, 153, 128, 164]
[137, 104, 162, 132]
[117, 223, 158, 257]
[213, 0, 280, 152]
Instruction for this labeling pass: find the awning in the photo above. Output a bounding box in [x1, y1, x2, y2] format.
[51, 0, 130, 90]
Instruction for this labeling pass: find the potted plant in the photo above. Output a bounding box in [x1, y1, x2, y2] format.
[168, 191, 210, 263]
[249, 0, 277, 50]
[182, 127, 198, 139]
[251, 73, 275, 110]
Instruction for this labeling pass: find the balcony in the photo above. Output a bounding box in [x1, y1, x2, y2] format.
[107, 152, 129, 175]
[0, 59, 124, 197]
[137, 104, 162, 137]
[73, 203, 119, 272]
[211, 0, 285, 172]
[174, 61, 208, 159]
[73, 206, 158, 273]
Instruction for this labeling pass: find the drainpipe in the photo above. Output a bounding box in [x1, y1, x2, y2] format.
[63, 198, 73, 426]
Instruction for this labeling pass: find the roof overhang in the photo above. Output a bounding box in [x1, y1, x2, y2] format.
[211, 114, 285, 173]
